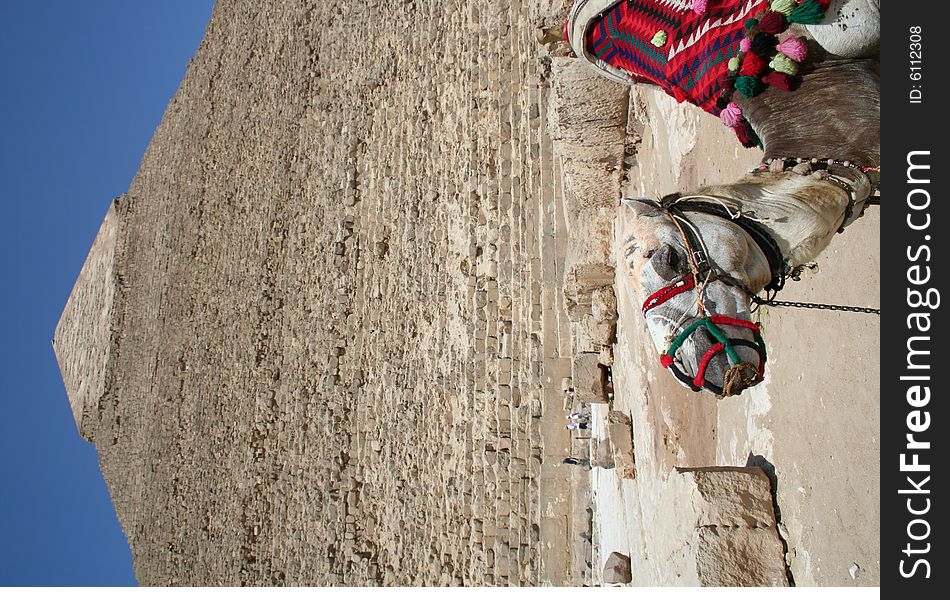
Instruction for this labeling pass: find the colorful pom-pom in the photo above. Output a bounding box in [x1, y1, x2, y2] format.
[735, 75, 765, 98]
[776, 36, 808, 62]
[788, 0, 825, 25]
[744, 18, 760, 29]
[651, 30, 668, 47]
[740, 52, 767, 76]
[750, 32, 779, 56]
[692, 0, 707, 14]
[660, 354, 675, 368]
[762, 71, 795, 91]
[770, 0, 796, 16]
[719, 102, 743, 127]
[728, 56, 741, 71]
[740, 38, 752, 52]
[758, 11, 788, 34]
[769, 53, 799, 75]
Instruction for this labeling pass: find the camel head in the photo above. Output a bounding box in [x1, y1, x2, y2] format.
[620, 196, 777, 397]
[620, 164, 875, 396]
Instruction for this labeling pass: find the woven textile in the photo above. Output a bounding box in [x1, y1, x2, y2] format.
[584, 0, 767, 115]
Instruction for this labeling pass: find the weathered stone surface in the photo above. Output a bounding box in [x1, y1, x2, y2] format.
[681, 467, 788, 587]
[54, 0, 597, 587]
[591, 436, 614, 470]
[603, 552, 631, 584]
[547, 57, 626, 304]
[573, 353, 607, 405]
[607, 411, 635, 479]
[681, 467, 778, 529]
[53, 200, 121, 443]
[695, 526, 788, 587]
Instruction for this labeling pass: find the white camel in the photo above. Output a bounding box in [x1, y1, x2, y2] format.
[549, 0, 880, 395]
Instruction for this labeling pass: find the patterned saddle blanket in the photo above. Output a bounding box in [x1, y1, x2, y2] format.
[566, 0, 833, 146]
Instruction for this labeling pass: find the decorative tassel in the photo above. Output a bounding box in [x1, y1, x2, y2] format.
[770, 53, 799, 75]
[719, 102, 743, 128]
[744, 18, 760, 30]
[651, 30, 668, 47]
[692, 0, 707, 14]
[740, 38, 752, 53]
[762, 71, 795, 91]
[770, 0, 796, 15]
[750, 32, 779, 56]
[788, 0, 825, 25]
[776, 37, 808, 62]
[728, 56, 741, 72]
[758, 11, 788, 34]
[734, 123, 759, 148]
[735, 75, 765, 98]
[740, 52, 767, 76]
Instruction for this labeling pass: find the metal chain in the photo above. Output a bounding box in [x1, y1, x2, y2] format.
[748, 200, 883, 315]
[760, 299, 880, 314]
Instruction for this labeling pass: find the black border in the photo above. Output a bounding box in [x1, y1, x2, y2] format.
[882, 1, 944, 593]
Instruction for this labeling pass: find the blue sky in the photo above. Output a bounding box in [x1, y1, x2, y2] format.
[1, 1, 214, 586]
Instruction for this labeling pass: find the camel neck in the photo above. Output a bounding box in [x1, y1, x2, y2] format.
[694, 172, 856, 268]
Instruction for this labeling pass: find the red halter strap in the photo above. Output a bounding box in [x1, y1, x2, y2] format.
[641, 275, 696, 316]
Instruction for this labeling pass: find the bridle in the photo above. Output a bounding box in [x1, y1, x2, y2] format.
[630, 157, 880, 394]
[632, 195, 771, 396]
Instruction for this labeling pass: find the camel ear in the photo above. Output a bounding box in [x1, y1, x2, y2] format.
[620, 197, 664, 219]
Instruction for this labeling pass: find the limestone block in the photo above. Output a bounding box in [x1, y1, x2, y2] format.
[591, 437, 615, 470]
[695, 527, 788, 587]
[603, 552, 632, 584]
[572, 315, 615, 353]
[607, 411, 635, 479]
[564, 265, 615, 320]
[682, 467, 778, 529]
[548, 57, 627, 292]
[572, 353, 607, 404]
[547, 58, 626, 213]
[678, 467, 789, 587]
[591, 286, 617, 323]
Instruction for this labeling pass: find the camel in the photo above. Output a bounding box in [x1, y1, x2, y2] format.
[547, 0, 880, 395]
